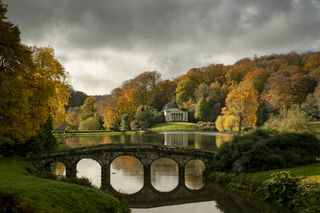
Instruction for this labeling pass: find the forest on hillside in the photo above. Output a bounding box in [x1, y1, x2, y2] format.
[64, 51, 320, 132]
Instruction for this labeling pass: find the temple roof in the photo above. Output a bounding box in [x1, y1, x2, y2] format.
[163, 102, 177, 109]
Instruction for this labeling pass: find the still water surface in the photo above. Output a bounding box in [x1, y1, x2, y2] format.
[55, 132, 290, 213]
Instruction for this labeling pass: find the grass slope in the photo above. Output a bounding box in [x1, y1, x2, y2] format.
[148, 122, 200, 132]
[243, 163, 320, 183]
[0, 158, 130, 213]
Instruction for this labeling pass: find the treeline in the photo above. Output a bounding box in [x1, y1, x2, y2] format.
[63, 51, 320, 132]
[0, 2, 69, 151]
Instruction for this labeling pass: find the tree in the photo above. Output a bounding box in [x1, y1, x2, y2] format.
[0, 3, 69, 146]
[194, 97, 207, 121]
[224, 84, 259, 131]
[261, 67, 316, 110]
[302, 83, 320, 119]
[150, 80, 177, 110]
[263, 105, 312, 134]
[120, 114, 130, 131]
[66, 107, 80, 130]
[176, 77, 197, 108]
[134, 105, 163, 129]
[78, 117, 100, 131]
[31, 47, 70, 127]
[80, 97, 96, 121]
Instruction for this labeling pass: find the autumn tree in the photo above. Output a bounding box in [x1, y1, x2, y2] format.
[150, 80, 177, 110]
[0, 3, 69, 146]
[66, 107, 80, 130]
[302, 83, 320, 118]
[32, 47, 70, 127]
[223, 84, 259, 131]
[261, 67, 316, 110]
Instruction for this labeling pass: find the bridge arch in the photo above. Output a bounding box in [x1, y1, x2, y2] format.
[150, 157, 179, 192]
[77, 158, 102, 188]
[49, 161, 66, 177]
[110, 155, 144, 194]
[184, 159, 206, 190]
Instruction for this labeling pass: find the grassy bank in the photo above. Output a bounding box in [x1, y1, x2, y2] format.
[148, 122, 200, 132]
[0, 158, 130, 213]
[242, 163, 320, 183]
[209, 163, 320, 211]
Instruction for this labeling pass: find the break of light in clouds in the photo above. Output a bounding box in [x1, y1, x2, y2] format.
[5, 0, 320, 95]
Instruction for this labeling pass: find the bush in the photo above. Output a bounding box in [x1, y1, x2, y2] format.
[295, 183, 320, 212]
[79, 117, 100, 131]
[135, 105, 163, 129]
[263, 105, 312, 134]
[213, 130, 320, 172]
[197, 121, 216, 130]
[260, 171, 301, 203]
[215, 115, 239, 132]
[60, 177, 95, 188]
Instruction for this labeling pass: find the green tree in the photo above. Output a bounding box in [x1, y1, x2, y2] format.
[120, 114, 130, 131]
[135, 105, 163, 129]
[80, 97, 96, 121]
[194, 97, 206, 121]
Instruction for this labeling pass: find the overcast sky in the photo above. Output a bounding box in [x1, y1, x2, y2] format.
[5, 0, 320, 95]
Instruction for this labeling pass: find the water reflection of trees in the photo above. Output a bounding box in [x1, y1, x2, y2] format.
[52, 162, 66, 177]
[151, 158, 179, 192]
[111, 156, 144, 176]
[185, 160, 205, 190]
[215, 134, 233, 148]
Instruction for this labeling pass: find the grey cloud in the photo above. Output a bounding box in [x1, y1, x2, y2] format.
[4, 0, 320, 94]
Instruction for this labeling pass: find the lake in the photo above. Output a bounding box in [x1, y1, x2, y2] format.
[55, 131, 290, 213]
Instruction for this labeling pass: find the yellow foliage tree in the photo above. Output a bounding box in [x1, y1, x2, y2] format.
[224, 83, 259, 131]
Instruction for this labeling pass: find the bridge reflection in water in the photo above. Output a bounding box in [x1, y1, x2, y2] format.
[32, 144, 215, 208]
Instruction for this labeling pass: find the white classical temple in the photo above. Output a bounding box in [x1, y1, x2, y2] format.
[163, 103, 188, 122]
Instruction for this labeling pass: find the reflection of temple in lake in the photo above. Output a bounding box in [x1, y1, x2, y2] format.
[164, 134, 189, 147]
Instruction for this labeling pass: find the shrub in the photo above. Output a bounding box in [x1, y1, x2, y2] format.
[260, 171, 301, 203]
[60, 177, 95, 188]
[215, 115, 239, 132]
[197, 121, 215, 130]
[294, 183, 320, 212]
[213, 130, 320, 172]
[79, 117, 100, 131]
[263, 105, 312, 134]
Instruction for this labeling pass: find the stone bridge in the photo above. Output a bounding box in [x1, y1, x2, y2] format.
[28, 143, 216, 207]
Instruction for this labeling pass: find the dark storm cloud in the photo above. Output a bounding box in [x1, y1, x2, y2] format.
[5, 0, 320, 94]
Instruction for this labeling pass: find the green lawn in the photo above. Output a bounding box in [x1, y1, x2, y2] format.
[243, 163, 320, 183]
[148, 122, 200, 132]
[0, 158, 130, 213]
